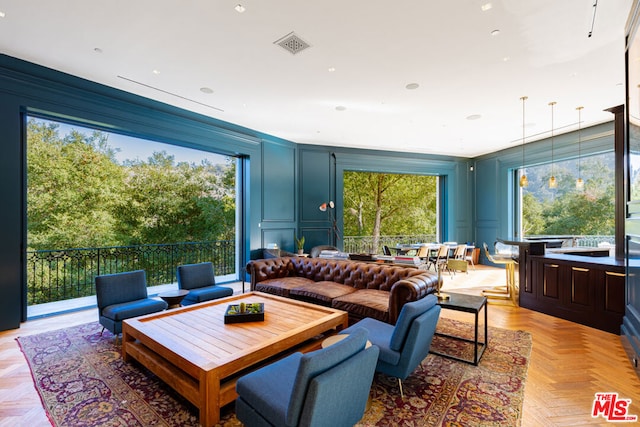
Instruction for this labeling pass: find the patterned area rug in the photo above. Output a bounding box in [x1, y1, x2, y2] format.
[17, 318, 531, 427]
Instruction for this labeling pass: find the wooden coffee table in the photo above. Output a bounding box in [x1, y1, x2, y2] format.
[122, 291, 348, 426]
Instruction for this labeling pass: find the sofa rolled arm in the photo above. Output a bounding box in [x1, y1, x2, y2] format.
[246, 257, 294, 291]
[388, 272, 439, 324]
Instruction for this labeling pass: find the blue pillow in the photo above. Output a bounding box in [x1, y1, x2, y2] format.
[390, 295, 437, 351]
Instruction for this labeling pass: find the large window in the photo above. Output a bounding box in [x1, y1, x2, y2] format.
[520, 152, 614, 241]
[26, 116, 239, 307]
[342, 171, 438, 253]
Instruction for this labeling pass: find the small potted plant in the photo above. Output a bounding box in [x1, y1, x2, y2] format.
[295, 236, 305, 255]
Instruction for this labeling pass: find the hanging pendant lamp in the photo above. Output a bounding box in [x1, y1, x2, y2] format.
[519, 96, 529, 188]
[548, 101, 558, 189]
[576, 106, 584, 190]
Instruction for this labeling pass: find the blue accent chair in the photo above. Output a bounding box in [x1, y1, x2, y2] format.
[341, 294, 441, 397]
[235, 328, 379, 427]
[176, 262, 233, 306]
[95, 270, 168, 336]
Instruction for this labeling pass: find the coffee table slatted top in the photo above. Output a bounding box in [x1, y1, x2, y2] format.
[123, 292, 347, 373]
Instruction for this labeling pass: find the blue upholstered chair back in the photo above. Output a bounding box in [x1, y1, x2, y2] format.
[95, 270, 148, 309]
[177, 262, 215, 290]
[392, 301, 441, 379]
[287, 328, 372, 425]
[235, 327, 378, 427]
[390, 294, 438, 351]
[341, 294, 441, 384]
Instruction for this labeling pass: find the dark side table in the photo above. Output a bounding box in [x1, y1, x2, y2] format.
[159, 289, 189, 309]
[431, 292, 487, 365]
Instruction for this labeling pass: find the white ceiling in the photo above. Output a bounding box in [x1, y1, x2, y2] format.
[0, 0, 633, 157]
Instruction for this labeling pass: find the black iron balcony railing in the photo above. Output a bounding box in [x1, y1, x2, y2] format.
[26, 240, 235, 305]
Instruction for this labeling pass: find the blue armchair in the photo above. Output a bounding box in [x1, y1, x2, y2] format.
[235, 328, 379, 427]
[176, 262, 233, 306]
[95, 270, 168, 336]
[341, 294, 441, 397]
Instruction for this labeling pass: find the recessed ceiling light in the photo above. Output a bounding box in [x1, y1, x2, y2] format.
[200, 87, 214, 94]
[467, 114, 482, 121]
[503, 56, 510, 62]
[491, 29, 501, 36]
[335, 105, 347, 111]
[0, 11, 6, 18]
[235, 4, 246, 13]
[328, 66, 336, 72]
[481, 3, 493, 12]
[152, 69, 160, 75]
[405, 83, 420, 90]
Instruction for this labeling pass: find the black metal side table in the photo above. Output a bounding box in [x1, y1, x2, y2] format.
[432, 292, 488, 365]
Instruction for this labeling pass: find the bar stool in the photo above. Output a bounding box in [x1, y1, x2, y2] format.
[482, 242, 518, 306]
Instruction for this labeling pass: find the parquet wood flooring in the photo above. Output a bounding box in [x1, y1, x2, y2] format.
[1, 266, 639, 426]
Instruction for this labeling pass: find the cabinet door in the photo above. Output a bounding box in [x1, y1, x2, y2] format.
[603, 270, 625, 314]
[567, 266, 595, 311]
[540, 262, 561, 301]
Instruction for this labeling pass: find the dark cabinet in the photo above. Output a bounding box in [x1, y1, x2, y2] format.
[524, 255, 624, 333]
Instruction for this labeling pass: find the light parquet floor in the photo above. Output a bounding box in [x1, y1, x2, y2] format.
[1, 265, 639, 426]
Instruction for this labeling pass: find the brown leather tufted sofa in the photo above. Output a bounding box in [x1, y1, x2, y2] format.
[246, 256, 439, 325]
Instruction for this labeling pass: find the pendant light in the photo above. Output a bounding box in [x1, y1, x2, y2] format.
[576, 106, 584, 190]
[548, 101, 558, 189]
[519, 96, 529, 188]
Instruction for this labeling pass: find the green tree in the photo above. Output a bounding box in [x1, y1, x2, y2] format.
[522, 154, 614, 237]
[114, 152, 235, 244]
[27, 119, 125, 249]
[343, 171, 437, 252]
[522, 193, 545, 235]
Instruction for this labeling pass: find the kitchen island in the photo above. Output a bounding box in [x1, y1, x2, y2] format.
[497, 238, 624, 333]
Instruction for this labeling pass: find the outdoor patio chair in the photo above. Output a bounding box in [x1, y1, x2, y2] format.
[177, 262, 233, 306]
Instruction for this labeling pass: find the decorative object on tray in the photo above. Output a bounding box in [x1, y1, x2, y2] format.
[224, 302, 265, 323]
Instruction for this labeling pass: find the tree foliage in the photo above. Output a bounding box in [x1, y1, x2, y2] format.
[522, 154, 614, 236]
[27, 120, 125, 248]
[343, 171, 437, 251]
[27, 118, 236, 250]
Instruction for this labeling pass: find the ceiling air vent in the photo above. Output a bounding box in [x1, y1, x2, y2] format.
[274, 32, 311, 55]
